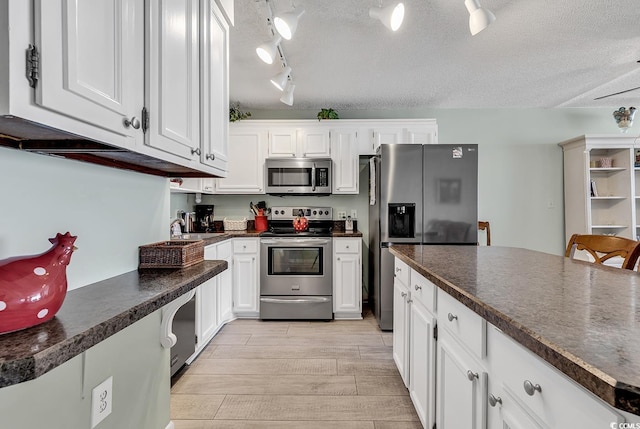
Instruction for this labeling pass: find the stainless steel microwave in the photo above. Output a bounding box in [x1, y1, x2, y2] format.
[265, 158, 332, 195]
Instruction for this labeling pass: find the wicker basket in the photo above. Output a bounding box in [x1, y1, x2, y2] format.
[223, 217, 248, 231]
[138, 240, 204, 269]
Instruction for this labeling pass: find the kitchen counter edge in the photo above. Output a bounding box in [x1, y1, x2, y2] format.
[389, 244, 640, 416]
[180, 230, 363, 245]
[0, 260, 227, 388]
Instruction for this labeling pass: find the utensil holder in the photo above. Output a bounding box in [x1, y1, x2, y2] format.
[254, 215, 268, 232]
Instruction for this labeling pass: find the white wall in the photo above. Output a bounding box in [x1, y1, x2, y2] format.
[0, 147, 169, 290]
[231, 107, 625, 255]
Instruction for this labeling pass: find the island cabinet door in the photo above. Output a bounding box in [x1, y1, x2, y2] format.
[392, 279, 410, 387]
[409, 300, 436, 429]
[436, 328, 487, 429]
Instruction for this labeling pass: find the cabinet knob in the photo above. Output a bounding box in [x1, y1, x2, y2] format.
[395, 267, 401, 272]
[337, 257, 341, 261]
[523, 380, 542, 396]
[406, 298, 413, 304]
[488, 394, 502, 407]
[346, 245, 350, 249]
[123, 116, 140, 129]
[466, 370, 479, 381]
[401, 292, 407, 298]
[191, 147, 201, 156]
[447, 313, 458, 322]
[206, 153, 216, 161]
[414, 284, 422, 291]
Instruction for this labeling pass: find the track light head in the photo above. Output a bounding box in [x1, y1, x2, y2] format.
[369, 2, 405, 32]
[270, 66, 292, 91]
[280, 83, 295, 106]
[256, 35, 282, 64]
[274, 7, 305, 40]
[464, 0, 496, 35]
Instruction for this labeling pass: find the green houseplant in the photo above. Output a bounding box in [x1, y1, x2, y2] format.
[317, 108, 339, 121]
[229, 103, 251, 122]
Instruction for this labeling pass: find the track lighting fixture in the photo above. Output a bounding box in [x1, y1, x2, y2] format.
[270, 66, 292, 91]
[464, 0, 496, 35]
[274, 6, 305, 40]
[256, 34, 282, 64]
[369, 2, 405, 32]
[280, 83, 295, 106]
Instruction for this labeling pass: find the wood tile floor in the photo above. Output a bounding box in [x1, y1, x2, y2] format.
[170, 307, 421, 428]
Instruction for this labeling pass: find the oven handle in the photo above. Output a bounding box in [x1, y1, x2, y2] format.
[311, 162, 316, 192]
[260, 238, 331, 245]
[260, 297, 331, 304]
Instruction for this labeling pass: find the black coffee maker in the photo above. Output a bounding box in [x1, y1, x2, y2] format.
[194, 205, 214, 232]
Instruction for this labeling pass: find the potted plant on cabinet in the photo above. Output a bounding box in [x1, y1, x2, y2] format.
[317, 108, 339, 121]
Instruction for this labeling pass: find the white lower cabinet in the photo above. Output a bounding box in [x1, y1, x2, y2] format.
[232, 238, 260, 317]
[409, 300, 436, 429]
[215, 240, 233, 326]
[393, 256, 628, 429]
[333, 238, 362, 319]
[436, 327, 487, 429]
[392, 279, 410, 387]
[195, 277, 217, 355]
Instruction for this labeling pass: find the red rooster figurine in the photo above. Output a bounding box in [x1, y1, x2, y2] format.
[0, 232, 77, 334]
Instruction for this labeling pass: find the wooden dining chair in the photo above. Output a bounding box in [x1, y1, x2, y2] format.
[478, 221, 491, 246]
[564, 233, 640, 270]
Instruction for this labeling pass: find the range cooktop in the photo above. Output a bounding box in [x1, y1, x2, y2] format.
[260, 206, 333, 237]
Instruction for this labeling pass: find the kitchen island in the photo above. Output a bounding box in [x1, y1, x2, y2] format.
[390, 244, 640, 423]
[0, 260, 227, 428]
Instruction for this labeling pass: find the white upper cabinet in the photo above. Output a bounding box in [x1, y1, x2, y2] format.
[214, 125, 267, 194]
[145, 0, 200, 160]
[330, 129, 359, 194]
[268, 128, 331, 158]
[359, 120, 439, 155]
[200, 0, 229, 176]
[1, 0, 229, 178]
[35, 0, 143, 149]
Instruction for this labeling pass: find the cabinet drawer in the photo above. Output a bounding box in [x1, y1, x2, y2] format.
[394, 258, 410, 287]
[334, 238, 360, 253]
[410, 268, 436, 313]
[488, 326, 623, 427]
[438, 289, 485, 359]
[233, 238, 258, 253]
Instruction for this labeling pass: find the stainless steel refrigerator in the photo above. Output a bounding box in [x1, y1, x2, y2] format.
[369, 144, 478, 330]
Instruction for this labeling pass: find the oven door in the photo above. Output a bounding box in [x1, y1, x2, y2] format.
[260, 238, 332, 296]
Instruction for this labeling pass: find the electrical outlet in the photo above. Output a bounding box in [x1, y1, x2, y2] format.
[351, 209, 358, 219]
[91, 376, 113, 428]
[337, 210, 347, 219]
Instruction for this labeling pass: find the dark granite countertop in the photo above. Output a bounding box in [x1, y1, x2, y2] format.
[0, 260, 227, 388]
[390, 244, 640, 416]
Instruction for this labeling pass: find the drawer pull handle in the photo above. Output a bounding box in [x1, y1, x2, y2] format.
[395, 267, 402, 272]
[488, 394, 502, 407]
[523, 380, 542, 396]
[414, 284, 422, 291]
[191, 147, 201, 156]
[447, 313, 458, 322]
[401, 292, 407, 298]
[466, 370, 479, 381]
[407, 299, 413, 304]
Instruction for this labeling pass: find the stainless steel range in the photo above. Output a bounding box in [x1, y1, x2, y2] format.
[260, 206, 333, 320]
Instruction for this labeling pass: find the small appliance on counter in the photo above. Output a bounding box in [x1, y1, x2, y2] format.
[194, 205, 214, 232]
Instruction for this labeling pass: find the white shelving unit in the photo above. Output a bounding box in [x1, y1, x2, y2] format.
[559, 135, 639, 248]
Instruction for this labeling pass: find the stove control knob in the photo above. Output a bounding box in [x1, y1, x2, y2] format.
[275, 210, 280, 215]
[324, 210, 329, 215]
[313, 210, 317, 215]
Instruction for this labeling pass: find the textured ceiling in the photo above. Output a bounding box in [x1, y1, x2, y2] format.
[229, 0, 640, 110]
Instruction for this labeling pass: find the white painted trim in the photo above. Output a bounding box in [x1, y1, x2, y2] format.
[159, 289, 197, 349]
[165, 421, 175, 429]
